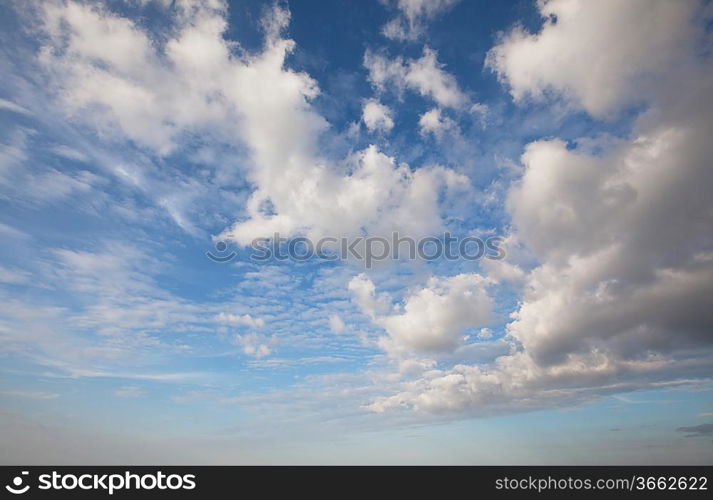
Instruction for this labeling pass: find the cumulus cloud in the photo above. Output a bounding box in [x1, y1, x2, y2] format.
[348, 273, 393, 320]
[222, 144, 470, 246]
[418, 108, 457, 138]
[382, 0, 460, 41]
[34, 1, 469, 249]
[477, 328, 493, 340]
[364, 47, 467, 108]
[329, 314, 346, 334]
[481, 256, 526, 284]
[364, 0, 713, 414]
[234, 331, 276, 358]
[506, 95, 713, 367]
[485, 0, 701, 117]
[18, 0, 713, 425]
[362, 98, 394, 133]
[349, 273, 493, 354]
[215, 312, 266, 329]
[38, 0, 230, 154]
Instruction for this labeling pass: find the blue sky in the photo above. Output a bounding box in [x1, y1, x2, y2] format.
[0, 0, 712, 464]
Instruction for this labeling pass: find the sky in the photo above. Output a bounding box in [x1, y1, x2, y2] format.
[0, 0, 712, 464]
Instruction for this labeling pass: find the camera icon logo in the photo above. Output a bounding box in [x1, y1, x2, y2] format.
[5, 471, 30, 494]
[206, 240, 237, 263]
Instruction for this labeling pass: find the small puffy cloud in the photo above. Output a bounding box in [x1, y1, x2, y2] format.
[215, 312, 265, 329]
[485, 0, 700, 117]
[328, 314, 346, 334]
[234, 332, 276, 358]
[382, 0, 460, 41]
[469, 102, 489, 127]
[348, 273, 393, 320]
[349, 273, 493, 354]
[361, 99, 394, 133]
[476, 328, 493, 340]
[418, 108, 457, 138]
[364, 47, 467, 108]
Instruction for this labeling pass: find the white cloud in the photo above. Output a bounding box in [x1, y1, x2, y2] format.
[0, 265, 31, 285]
[0, 98, 32, 116]
[51, 145, 89, 162]
[366, 352, 707, 414]
[485, 0, 701, 117]
[222, 144, 470, 246]
[365, 0, 713, 415]
[347, 273, 393, 321]
[362, 99, 394, 133]
[0, 238, 362, 387]
[477, 328, 492, 340]
[234, 332, 276, 358]
[382, 0, 460, 41]
[35, 1, 471, 247]
[12, 0, 710, 426]
[40, 253, 207, 373]
[36, 0, 324, 157]
[418, 108, 457, 138]
[215, 312, 266, 329]
[481, 255, 526, 285]
[506, 103, 713, 366]
[329, 314, 346, 334]
[0, 127, 100, 206]
[364, 47, 467, 108]
[350, 273, 493, 354]
[469, 102, 489, 128]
